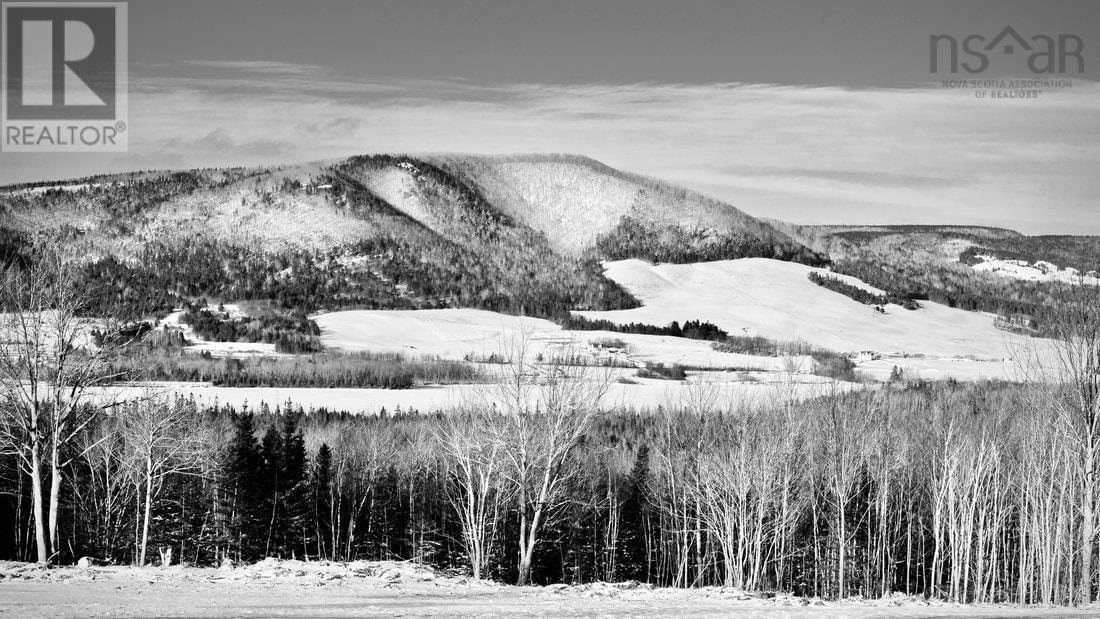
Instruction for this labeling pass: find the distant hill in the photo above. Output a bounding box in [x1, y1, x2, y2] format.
[771, 221, 1100, 332]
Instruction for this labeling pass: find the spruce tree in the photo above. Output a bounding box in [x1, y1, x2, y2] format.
[223, 411, 264, 562]
[617, 445, 651, 582]
[311, 443, 333, 560]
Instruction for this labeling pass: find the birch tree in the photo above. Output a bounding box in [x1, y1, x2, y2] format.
[118, 397, 206, 565]
[1048, 282, 1100, 604]
[0, 240, 129, 562]
[438, 407, 512, 579]
[489, 338, 612, 585]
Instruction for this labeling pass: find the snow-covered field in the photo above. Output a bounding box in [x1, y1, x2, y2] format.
[0, 559, 1090, 618]
[313, 308, 809, 371]
[578, 259, 1024, 357]
[108, 258, 1066, 414]
[575, 258, 1054, 379]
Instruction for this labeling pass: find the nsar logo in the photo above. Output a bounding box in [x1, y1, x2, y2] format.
[930, 25, 1084, 75]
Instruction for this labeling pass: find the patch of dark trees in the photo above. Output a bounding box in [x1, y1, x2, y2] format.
[807, 272, 919, 310]
[636, 363, 687, 380]
[563, 315, 729, 341]
[180, 304, 322, 354]
[100, 350, 478, 389]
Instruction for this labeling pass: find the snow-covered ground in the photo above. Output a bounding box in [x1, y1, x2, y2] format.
[0, 559, 1091, 618]
[313, 308, 810, 372]
[969, 254, 1100, 285]
[574, 258, 1055, 379]
[102, 258, 1066, 414]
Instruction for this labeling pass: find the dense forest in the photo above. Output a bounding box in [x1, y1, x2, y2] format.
[1, 378, 1097, 604]
[596, 215, 828, 266]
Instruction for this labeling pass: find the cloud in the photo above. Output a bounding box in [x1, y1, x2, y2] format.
[180, 60, 331, 75]
[158, 128, 297, 158]
[3, 62, 1097, 234]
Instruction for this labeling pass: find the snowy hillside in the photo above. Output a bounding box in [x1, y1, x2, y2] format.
[429, 154, 796, 254]
[576, 258, 1046, 360]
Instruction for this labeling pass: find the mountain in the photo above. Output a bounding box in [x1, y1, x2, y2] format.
[0, 154, 822, 323]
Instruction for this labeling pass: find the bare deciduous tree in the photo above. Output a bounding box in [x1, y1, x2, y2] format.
[438, 407, 512, 579]
[1048, 283, 1100, 604]
[118, 396, 206, 566]
[487, 337, 612, 585]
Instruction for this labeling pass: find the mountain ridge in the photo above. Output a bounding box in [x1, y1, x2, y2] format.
[0, 153, 822, 323]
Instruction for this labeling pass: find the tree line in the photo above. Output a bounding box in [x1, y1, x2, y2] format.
[563, 316, 729, 341]
[100, 350, 479, 389]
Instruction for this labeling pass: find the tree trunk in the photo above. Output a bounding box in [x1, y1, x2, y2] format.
[30, 447, 48, 563]
[48, 443, 62, 559]
[140, 454, 154, 566]
[517, 549, 533, 586]
[1081, 440, 1095, 605]
[517, 527, 539, 586]
[516, 474, 530, 585]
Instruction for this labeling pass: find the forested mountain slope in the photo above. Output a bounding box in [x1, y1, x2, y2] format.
[0, 154, 819, 322]
[430, 154, 826, 264]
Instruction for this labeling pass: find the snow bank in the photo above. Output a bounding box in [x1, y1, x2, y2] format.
[0, 558, 1090, 617]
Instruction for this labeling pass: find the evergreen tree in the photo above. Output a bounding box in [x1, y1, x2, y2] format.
[279, 413, 309, 558]
[222, 411, 264, 562]
[617, 445, 651, 582]
[311, 443, 333, 560]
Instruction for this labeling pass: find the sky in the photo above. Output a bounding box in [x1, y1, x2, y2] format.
[2, 0, 1099, 233]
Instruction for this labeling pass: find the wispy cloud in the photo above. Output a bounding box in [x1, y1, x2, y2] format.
[180, 60, 331, 75]
[4, 62, 1098, 233]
